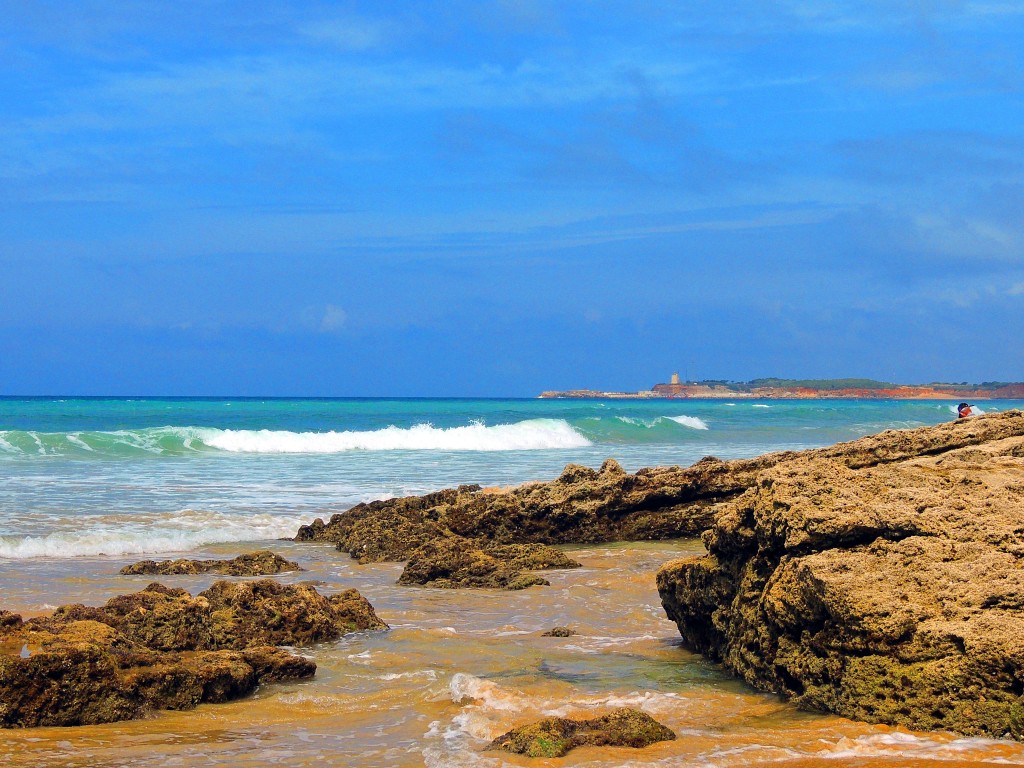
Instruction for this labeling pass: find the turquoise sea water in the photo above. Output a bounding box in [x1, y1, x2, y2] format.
[1, 396, 1019, 560]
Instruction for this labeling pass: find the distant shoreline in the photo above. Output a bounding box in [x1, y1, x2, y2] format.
[540, 379, 1024, 400]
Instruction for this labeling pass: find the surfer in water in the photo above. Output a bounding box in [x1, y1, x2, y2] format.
[957, 402, 974, 419]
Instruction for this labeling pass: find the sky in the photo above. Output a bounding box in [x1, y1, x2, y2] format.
[1, 1, 1022, 396]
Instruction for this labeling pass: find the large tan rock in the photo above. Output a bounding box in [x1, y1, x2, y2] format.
[0, 580, 387, 728]
[657, 410, 1024, 738]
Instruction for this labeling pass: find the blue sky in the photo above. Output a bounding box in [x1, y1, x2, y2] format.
[1, 1, 1022, 395]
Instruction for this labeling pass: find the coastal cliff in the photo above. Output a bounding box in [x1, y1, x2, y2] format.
[657, 410, 1024, 738]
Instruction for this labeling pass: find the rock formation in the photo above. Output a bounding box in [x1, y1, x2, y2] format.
[120, 550, 302, 576]
[657, 410, 1024, 739]
[297, 414, 1024, 559]
[0, 580, 386, 727]
[541, 626, 577, 637]
[397, 536, 581, 589]
[294, 458, 731, 560]
[487, 708, 676, 757]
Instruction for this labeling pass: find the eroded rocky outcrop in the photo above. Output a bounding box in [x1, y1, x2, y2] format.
[294, 458, 735, 562]
[120, 550, 302, 576]
[296, 414, 1024, 565]
[0, 580, 386, 727]
[657, 410, 1024, 739]
[397, 536, 581, 589]
[487, 708, 676, 757]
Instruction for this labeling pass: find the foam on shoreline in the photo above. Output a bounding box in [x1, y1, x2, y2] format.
[0, 509, 308, 559]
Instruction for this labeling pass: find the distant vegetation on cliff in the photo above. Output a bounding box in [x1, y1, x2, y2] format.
[741, 378, 895, 391]
[698, 378, 1017, 392]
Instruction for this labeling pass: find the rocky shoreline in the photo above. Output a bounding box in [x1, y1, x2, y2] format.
[6, 410, 1024, 745]
[657, 410, 1024, 739]
[293, 409, 1024, 740]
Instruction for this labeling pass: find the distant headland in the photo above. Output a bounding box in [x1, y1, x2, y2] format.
[539, 375, 1024, 400]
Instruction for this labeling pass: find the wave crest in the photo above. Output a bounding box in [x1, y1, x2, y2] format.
[200, 419, 590, 453]
[0, 509, 307, 559]
[0, 419, 591, 457]
[666, 415, 710, 430]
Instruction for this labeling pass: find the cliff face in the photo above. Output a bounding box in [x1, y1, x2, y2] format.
[657, 411, 1024, 738]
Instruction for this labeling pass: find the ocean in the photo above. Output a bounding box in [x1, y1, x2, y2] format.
[3, 396, 1024, 766]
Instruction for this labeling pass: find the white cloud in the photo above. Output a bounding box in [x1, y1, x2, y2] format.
[319, 304, 347, 332]
[299, 17, 388, 51]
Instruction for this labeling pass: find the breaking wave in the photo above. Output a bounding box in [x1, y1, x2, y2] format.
[0, 509, 308, 560]
[0, 419, 591, 458]
[666, 415, 709, 430]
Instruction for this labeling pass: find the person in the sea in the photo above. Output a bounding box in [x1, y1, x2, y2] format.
[957, 402, 974, 419]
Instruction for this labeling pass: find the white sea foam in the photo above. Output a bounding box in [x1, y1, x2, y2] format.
[0, 419, 591, 457]
[667, 415, 710, 430]
[815, 731, 1011, 761]
[0, 509, 307, 559]
[449, 672, 686, 720]
[65, 433, 95, 452]
[615, 415, 709, 430]
[197, 418, 590, 453]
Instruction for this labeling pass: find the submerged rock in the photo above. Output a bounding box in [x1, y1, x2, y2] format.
[397, 536, 581, 589]
[657, 410, 1024, 739]
[487, 708, 676, 757]
[0, 580, 386, 727]
[120, 550, 302, 576]
[541, 626, 576, 637]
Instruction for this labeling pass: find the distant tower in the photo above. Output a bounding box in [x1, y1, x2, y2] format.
[670, 372, 680, 385]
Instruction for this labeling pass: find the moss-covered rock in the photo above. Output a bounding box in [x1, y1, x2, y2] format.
[541, 626, 576, 637]
[0, 617, 315, 728]
[657, 410, 1024, 740]
[120, 551, 302, 576]
[397, 536, 581, 589]
[293, 457, 731, 560]
[487, 708, 676, 757]
[0, 580, 386, 728]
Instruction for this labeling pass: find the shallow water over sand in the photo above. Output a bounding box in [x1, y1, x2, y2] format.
[5, 540, 1024, 767]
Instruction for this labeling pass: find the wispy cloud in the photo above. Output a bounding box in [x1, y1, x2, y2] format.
[318, 304, 347, 332]
[298, 16, 392, 52]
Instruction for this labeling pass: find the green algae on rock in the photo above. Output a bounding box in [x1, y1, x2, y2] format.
[120, 550, 302, 576]
[294, 458, 728, 560]
[657, 410, 1024, 740]
[541, 626, 576, 637]
[0, 580, 386, 728]
[487, 708, 676, 757]
[398, 536, 581, 589]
